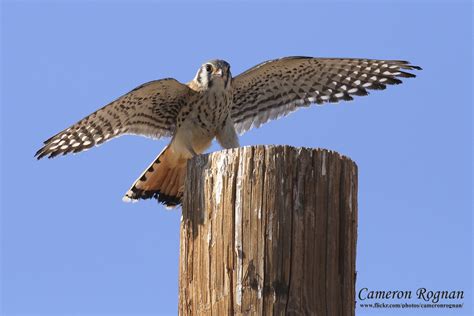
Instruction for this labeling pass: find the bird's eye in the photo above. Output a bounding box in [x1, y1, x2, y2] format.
[205, 64, 213, 72]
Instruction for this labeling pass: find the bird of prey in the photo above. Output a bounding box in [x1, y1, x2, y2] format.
[35, 57, 421, 207]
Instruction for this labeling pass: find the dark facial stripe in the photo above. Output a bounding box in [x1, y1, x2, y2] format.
[224, 70, 231, 88]
[207, 70, 212, 87]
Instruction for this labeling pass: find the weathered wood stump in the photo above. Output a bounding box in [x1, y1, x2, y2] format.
[179, 145, 358, 315]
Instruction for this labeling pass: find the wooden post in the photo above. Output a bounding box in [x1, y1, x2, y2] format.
[179, 145, 358, 315]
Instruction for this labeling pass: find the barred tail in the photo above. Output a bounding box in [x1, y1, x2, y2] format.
[123, 145, 188, 207]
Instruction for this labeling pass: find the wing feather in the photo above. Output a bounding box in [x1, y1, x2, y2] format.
[36, 78, 192, 159]
[231, 57, 421, 134]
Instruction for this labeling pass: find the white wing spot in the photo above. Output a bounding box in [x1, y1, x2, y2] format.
[334, 92, 344, 98]
[362, 82, 372, 88]
[354, 80, 361, 85]
[83, 140, 92, 146]
[348, 88, 358, 93]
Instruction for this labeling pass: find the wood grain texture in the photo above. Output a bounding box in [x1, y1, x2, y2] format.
[179, 145, 358, 316]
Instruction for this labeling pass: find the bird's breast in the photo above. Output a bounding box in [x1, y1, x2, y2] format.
[179, 89, 232, 135]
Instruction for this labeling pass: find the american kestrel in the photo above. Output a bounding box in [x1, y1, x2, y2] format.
[36, 57, 421, 207]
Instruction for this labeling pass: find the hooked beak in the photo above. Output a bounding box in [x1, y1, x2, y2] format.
[213, 68, 223, 77]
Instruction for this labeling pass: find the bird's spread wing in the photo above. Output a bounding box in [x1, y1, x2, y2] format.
[36, 78, 192, 159]
[231, 57, 421, 134]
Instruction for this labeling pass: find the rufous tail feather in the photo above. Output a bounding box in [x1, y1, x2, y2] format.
[123, 145, 187, 207]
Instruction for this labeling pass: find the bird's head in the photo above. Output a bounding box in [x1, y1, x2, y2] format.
[194, 59, 232, 91]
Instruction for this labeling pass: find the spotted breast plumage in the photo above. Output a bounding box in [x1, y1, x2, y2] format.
[35, 57, 421, 207]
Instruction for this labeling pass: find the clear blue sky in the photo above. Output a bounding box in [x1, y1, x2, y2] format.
[1, 1, 472, 315]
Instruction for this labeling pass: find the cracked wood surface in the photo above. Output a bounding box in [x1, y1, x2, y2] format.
[179, 145, 358, 316]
